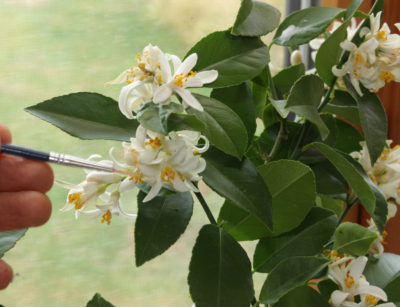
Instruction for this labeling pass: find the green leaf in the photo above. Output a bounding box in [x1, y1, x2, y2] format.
[187, 30, 269, 88]
[334, 222, 378, 256]
[188, 224, 254, 307]
[211, 82, 256, 146]
[316, 0, 363, 84]
[135, 191, 193, 266]
[272, 63, 305, 98]
[311, 161, 348, 200]
[273, 7, 344, 46]
[364, 253, 400, 289]
[187, 94, 248, 159]
[232, 0, 281, 37]
[341, 154, 388, 233]
[25, 92, 139, 141]
[0, 229, 27, 258]
[322, 115, 363, 154]
[257, 160, 316, 234]
[262, 103, 280, 128]
[270, 99, 289, 118]
[323, 90, 361, 125]
[254, 207, 337, 273]
[305, 142, 376, 217]
[316, 21, 348, 85]
[316, 196, 345, 217]
[286, 75, 329, 139]
[384, 273, 400, 303]
[86, 293, 115, 307]
[259, 256, 330, 304]
[136, 100, 205, 135]
[273, 285, 331, 307]
[344, 77, 387, 164]
[218, 200, 270, 241]
[202, 147, 273, 230]
[318, 279, 339, 301]
[251, 80, 268, 117]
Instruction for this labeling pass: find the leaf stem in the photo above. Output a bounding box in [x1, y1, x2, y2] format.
[194, 190, 217, 225]
[269, 118, 288, 161]
[337, 197, 359, 226]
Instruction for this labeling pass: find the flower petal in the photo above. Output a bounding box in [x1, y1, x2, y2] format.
[176, 53, 198, 76]
[196, 70, 218, 84]
[153, 84, 173, 103]
[175, 87, 203, 111]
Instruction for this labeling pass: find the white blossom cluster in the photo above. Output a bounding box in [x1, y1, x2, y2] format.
[332, 13, 400, 96]
[328, 254, 395, 307]
[58, 45, 216, 225]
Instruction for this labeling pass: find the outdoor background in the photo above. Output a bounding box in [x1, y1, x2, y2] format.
[0, 0, 284, 305]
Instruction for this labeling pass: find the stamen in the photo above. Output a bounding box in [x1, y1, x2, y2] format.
[345, 273, 355, 288]
[380, 71, 395, 83]
[145, 137, 162, 149]
[68, 192, 83, 210]
[381, 230, 389, 245]
[101, 210, 112, 225]
[378, 30, 388, 41]
[161, 167, 175, 185]
[365, 294, 379, 306]
[177, 172, 185, 182]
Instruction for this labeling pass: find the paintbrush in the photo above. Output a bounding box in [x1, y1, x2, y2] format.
[0, 143, 123, 173]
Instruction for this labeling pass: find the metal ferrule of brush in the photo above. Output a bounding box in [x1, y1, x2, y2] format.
[49, 152, 114, 172]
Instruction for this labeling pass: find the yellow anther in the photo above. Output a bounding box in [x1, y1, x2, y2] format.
[158, 74, 163, 83]
[345, 273, 355, 288]
[138, 62, 146, 70]
[380, 147, 390, 160]
[101, 210, 112, 225]
[145, 137, 162, 149]
[161, 167, 175, 185]
[177, 172, 185, 182]
[381, 230, 389, 245]
[378, 30, 388, 41]
[136, 53, 141, 60]
[328, 299, 333, 306]
[174, 73, 184, 87]
[380, 71, 395, 83]
[68, 192, 83, 210]
[193, 150, 200, 155]
[365, 294, 379, 306]
[157, 62, 161, 69]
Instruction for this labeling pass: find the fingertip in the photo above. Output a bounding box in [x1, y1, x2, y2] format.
[28, 192, 52, 227]
[0, 123, 12, 145]
[0, 260, 13, 290]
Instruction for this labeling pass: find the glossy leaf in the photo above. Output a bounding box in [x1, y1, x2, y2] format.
[187, 94, 248, 159]
[211, 82, 256, 146]
[306, 142, 376, 217]
[322, 115, 363, 154]
[316, 0, 363, 84]
[86, 293, 115, 307]
[254, 207, 337, 273]
[286, 75, 329, 139]
[364, 253, 400, 289]
[259, 256, 330, 304]
[232, 0, 281, 37]
[136, 100, 205, 135]
[202, 147, 273, 230]
[257, 160, 316, 234]
[318, 279, 339, 301]
[384, 273, 400, 303]
[323, 90, 361, 125]
[311, 160, 348, 200]
[272, 63, 305, 98]
[334, 222, 378, 256]
[0, 229, 27, 258]
[218, 200, 269, 241]
[273, 7, 344, 46]
[188, 224, 254, 307]
[187, 30, 269, 88]
[25, 92, 139, 141]
[274, 285, 331, 307]
[344, 76, 387, 164]
[270, 99, 289, 118]
[135, 191, 193, 266]
[341, 154, 388, 233]
[316, 196, 345, 217]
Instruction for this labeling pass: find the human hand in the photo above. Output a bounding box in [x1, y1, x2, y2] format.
[0, 123, 53, 289]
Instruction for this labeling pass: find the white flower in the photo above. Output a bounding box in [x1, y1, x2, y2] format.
[120, 125, 209, 202]
[290, 50, 303, 65]
[310, 18, 358, 62]
[333, 13, 400, 96]
[351, 141, 400, 203]
[117, 82, 153, 119]
[153, 53, 218, 111]
[329, 256, 394, 307]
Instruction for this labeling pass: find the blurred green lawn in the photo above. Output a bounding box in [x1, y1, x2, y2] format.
[0, 0, 278, 305]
